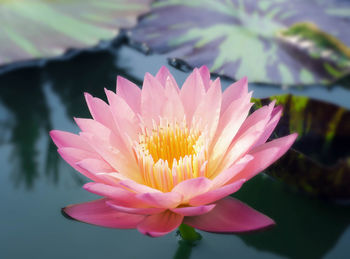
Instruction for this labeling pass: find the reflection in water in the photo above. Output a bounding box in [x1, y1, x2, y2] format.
[0, 67, 51, 189]
[0, 43, 349, 259]
[44, 47, 142, 120]
[235, 175, 350, 259]
[0, 45, 141, 190]
[173, 240, 193, 259]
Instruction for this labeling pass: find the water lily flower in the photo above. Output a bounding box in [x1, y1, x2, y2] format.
[50, 66, 297, 237]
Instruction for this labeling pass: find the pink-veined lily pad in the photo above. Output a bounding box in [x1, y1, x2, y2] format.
[129, 0, 350, 86]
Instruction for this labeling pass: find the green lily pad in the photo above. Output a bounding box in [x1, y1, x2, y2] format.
[129, 0, 350, 86]
[0, 0, 151, 66]
[254, 95, 350, 199]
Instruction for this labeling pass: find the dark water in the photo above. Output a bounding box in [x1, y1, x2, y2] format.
[1, 43, 349, 259]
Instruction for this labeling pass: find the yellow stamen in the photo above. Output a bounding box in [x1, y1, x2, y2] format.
[134, 119, 208, 192]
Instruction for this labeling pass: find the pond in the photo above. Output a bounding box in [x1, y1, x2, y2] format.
[1, 42, 350, 259]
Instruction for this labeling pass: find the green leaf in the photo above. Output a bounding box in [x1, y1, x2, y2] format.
[0, 0, 151, 66]
[130, 0, 350, 86]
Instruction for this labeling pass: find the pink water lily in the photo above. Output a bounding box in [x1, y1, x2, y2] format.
[51, 66, 296, 237]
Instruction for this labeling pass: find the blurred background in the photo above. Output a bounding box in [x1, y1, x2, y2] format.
[1, 1, 349, 258]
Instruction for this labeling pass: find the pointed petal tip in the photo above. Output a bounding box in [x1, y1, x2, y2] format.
[199, 65, 210, 76]
[157, 65, 170, 73]
[50, 130, 83, 149]
[104, 87, 111, 95]
[84, 92, 93, 99]
[239, 76, 248, 84]
[273, 104, 283, 113]
[61, 206, 76, 221]
[116, 75, 129, 88]
[144, 72, 153, 79]
[286, 132, 298, 144]
[116, 75, 129, 84]
[49, 130, 59, 142]
[269, 99, 276, 105]
[82, 182, 95, 191]
[49, 129, 56, 136]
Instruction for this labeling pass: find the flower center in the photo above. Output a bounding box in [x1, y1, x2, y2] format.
[133, 119, 208, 192]
[141, 123, 198, 168]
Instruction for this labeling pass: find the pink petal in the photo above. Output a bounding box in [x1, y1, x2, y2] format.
[84, 93, 117, 133]
[221, 77, 248, 114]
[79, 132, 142, 183]
[254, 105, 283, 148]
[191, 77, 222, 139]
[137, 210, 183, 237]
[172, 177, 212, 202]
[74, 118, 109, 139]
[75, 119, 134, 167]
[105, 89, 140, 141]
[50, 130, 92, 151]
[180, 68, 206, 125]
[106, 201, 166, 215]
[75, 118, 127, 154]
[230, 133, 298, 182]
[136, 191, 182, 208]
[95, 172, 129, 185]
[141, 73, 167, 127]
[63, 198, 144, 229]
[116, 76, 141, 114]
[58, 147, 101, 182]
[119, 179, 161, 194]
[216, 116, 269, 173]
[189, 179, 246, 206]
[155, 66, 180, 92]
[198, 65, 211, 91]
[75, 118, 137, 170]
[162, 76, 185, 122]
[76, 115, 133, 159]
[184, 197, 275, 233]
[211, 155, 253, 187]
[171, 204, 216, 216]
[234, 103, 274, 140]
[209, 93, 253, 172]
[77, 158, 115, 174]
[83, 182, 143, 207]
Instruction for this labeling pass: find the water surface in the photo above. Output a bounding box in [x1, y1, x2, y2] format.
[1, 43, 349, 259]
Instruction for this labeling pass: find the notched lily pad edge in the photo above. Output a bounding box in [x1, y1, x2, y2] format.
[126, 31, 350, 88]
[0, 34, 127, 76]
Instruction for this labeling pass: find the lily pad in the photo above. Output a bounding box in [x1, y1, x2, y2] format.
[0, 0, 151, 66]
[129, 0, 350, 86]
[254, 95, 350, 199]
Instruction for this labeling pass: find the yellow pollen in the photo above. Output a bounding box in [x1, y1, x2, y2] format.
[134, 119, 208, 192]
[142, 123, 198, 168]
